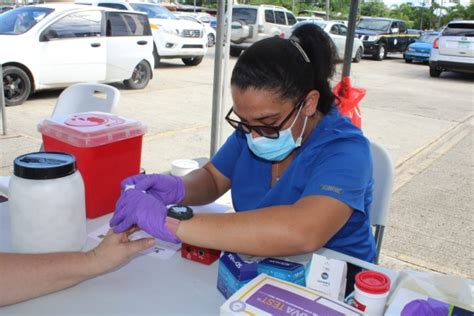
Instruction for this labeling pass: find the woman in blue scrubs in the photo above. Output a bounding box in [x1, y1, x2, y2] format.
[111, 23, 376, 263]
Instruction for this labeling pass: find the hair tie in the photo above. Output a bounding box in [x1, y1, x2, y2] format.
[289, 36, 310, 64]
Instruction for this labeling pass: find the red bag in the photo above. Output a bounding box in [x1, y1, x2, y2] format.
[333, 76, 365, 129]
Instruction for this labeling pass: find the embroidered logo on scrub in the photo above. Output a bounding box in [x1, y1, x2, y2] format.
[320, 185, 343, 194]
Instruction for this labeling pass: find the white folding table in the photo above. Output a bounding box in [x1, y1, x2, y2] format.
[0, 201, 397, 315]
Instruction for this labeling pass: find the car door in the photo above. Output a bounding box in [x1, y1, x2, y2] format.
[285, 11, 297, 32]
[274, 10, 286, 36]
[37, 10, 106, 85]
[397, 22, 408, 52]
[338, 23, 355, 58]
[387, 21, 399, 51]
[329, 23, 345, 59]
[105, 11, 152, 81]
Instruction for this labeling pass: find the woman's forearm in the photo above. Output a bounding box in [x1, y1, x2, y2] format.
[181, 164, 230, 206]
[0, 252, 100, 306]
[176, 195, 352, 257]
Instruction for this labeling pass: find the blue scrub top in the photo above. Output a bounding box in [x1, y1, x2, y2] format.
[211, 107, 376, 262]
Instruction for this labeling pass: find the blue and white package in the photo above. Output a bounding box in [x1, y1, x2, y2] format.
[217, 252, 258, 299]
[257, 257, 306, 286]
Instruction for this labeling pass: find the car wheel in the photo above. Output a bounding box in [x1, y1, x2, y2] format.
[2, 66, 31, 106]
[207, 33, 215, 47]
[123, 60, 152, 89]
[405, 58, 412, 63]
[429, 65, 442, 77]
[230, 47, 242, 57]
[182, 56, 204, 66]
[374, 43, 386, 61]
[353, 47, 363, 63]
[153, 44, 161, 68]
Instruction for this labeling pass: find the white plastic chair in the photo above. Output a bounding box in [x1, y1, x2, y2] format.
[51, 83, 120, 118]
[370, 141, 394, 264]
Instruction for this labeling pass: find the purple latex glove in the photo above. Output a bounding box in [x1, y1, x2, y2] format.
[110, 189, 180, 243]
[121, 174, 185, 205]
[401, 298, 449, 316]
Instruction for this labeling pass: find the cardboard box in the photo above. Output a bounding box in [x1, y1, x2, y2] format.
[306, 253, 347, 301]
[220, 274, 363, 316]
[217, 252, 259, 299]
[257, 257, 306, 286]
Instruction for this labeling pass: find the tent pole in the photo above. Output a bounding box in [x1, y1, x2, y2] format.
[342, 0, 360, 78]
[210, 0, 226, 157]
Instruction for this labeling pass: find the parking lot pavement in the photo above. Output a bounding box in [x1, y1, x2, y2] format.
[1, 49, 473, 276]
[382, 129, 473, 278]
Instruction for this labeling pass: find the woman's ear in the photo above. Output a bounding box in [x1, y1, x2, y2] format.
[303, 90, 320, 117]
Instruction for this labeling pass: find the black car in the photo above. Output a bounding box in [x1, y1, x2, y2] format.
[356, 18, 419, 60]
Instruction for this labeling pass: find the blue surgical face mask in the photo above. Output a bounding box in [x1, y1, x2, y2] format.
[246, 105, 308, 161]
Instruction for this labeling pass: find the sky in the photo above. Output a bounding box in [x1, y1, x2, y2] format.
[382, 0, 471, 7]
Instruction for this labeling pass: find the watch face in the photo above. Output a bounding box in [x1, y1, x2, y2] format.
[167, 205, 193, 220]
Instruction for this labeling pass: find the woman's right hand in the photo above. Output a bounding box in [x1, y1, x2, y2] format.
[121, 174, 185, 205]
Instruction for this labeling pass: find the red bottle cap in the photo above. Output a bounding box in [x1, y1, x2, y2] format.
[355, 271, 391, 294]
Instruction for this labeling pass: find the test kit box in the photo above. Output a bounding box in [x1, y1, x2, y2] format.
[38, 112, 146, 218]
[306, 253, 347, 301]
[217, 252, 258, 299]
[257, 257, 306, 286]
[220, 274, 363, 316]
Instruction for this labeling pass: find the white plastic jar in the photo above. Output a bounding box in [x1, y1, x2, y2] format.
[9, 152, 86, 253]
[352, 270, 391, 316]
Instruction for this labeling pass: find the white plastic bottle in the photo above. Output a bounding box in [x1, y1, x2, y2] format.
[9, 152, 86, 253]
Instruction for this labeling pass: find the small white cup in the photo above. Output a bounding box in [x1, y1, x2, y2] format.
[171, 159, 199, 177]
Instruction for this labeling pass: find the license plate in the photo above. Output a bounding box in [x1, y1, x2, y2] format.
[458, 41, 470, 48]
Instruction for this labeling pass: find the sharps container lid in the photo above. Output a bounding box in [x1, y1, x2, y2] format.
[14, 152, 76, 180]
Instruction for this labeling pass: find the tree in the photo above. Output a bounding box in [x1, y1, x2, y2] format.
[360, 1, 388, 18]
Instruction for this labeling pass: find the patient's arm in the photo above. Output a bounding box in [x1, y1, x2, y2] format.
[0, 228, 154, 306]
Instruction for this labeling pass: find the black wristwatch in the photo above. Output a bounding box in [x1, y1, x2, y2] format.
[167, 205, 194, 221]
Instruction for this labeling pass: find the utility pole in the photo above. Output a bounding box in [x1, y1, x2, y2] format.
[0, 64, 6, 136]
[438, 0, 443, 30]
[325, 0, 329, 20]
[292, 0, 295, 15]
[420, 0, 425, 30]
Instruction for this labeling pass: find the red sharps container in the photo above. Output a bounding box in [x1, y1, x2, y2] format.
[38, 111, 147, 218]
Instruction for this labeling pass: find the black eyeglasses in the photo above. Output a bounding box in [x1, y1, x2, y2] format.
[225, 98, 305, 139]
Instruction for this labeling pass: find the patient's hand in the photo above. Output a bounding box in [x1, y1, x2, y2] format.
[87, 226, 155, 275]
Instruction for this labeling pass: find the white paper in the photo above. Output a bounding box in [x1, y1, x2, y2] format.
[89, 223, 181, 260]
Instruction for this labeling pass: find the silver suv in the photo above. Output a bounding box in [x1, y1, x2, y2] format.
[429, 20, 474, 77]
[230, 5, 297, 57]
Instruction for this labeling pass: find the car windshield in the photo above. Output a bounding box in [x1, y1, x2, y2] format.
[442, 23, 474, 37]
[418, 34, 438, 43]
[197, 15, 212, 23]
[130, 3, 176, 20]
[232, 8, 257, 24]
[0, 7, 53, 35]
[178, 15, 201, 24]
[357, 19, 391, 31]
